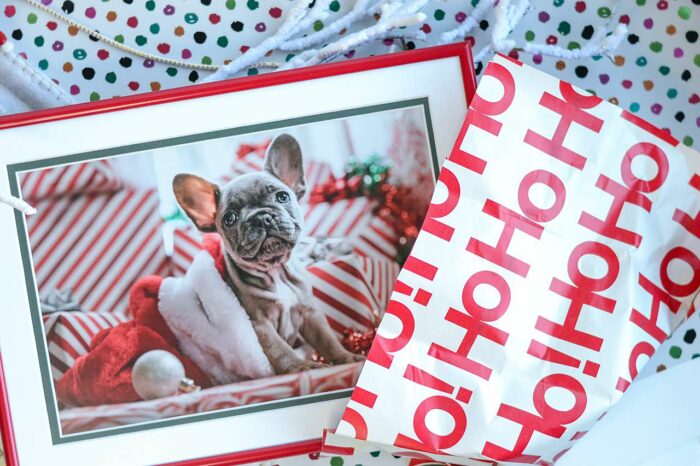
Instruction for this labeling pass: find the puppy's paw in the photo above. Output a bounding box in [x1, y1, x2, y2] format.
[282, 360, 326, 374]
[330, 352, 366, 365]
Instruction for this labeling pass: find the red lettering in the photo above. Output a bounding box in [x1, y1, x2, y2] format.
[673, 174, 700, 239]
[422, 167, 460, 242]
[620, 142, 669, 193]
[366, 300, 415, 369]
[413, 396, 468, 451]
[483, 374, 586, 463]
[448, 62, 516, 174]
[524, 81, 603, 170]
[462, 270, 511, 321]
[580, 142, 668, 247]
[429, 307, 509, 381]
[467, 200, 544, 277]
[579, 175, 650, 247]
[340, 408, 368, 441]
[630, 274, 681, 343]
[660, 246, 700, 297]
[628, 340, 655, 380]
[518, 170, 567, 222]
[536, 241, 619, 351]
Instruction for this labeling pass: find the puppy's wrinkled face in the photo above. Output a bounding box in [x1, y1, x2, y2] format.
[217, 173, 302, 266]
[174, 134, 307, 270]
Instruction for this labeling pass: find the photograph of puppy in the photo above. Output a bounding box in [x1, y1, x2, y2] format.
[173, 134, 365, 376]
[18, 104, 438, 435]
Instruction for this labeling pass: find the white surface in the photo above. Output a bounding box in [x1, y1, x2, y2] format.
[559, 358, 700, 466]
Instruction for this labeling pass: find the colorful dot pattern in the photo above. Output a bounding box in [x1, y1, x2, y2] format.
[640, 308, 700, 379]
[0, 1, 697, 148]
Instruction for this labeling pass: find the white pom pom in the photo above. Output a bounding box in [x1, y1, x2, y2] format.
[132, 350, 186, 400]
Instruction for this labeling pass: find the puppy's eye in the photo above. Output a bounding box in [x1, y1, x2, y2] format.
[275, 191, 290, 203]
[223, 212, 237, 227]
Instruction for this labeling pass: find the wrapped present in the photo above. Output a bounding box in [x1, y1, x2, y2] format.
[351, 215, 399, 261]
[43, 311, 130, 379]
[171, 226, 205, 277]
[325, 55, 700, 464]
[307, 254, 400, 334]
[26, 189, 170, 315]
[302, 197, 377, 238]
[59, 362, 362, 435]
[19, 159, 122, 202]
[220, 140, 333, 189]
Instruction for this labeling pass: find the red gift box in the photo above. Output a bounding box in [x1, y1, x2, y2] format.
[59, 362, 362, 435]
[19, 159, 122, 203]
[26, 189, 170, 315]
[43, 311, 130, 379]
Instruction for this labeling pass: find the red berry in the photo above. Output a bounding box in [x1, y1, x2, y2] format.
[128, 81, 139, 91]
[46, 21, 58, 31]
[157, 43, 170, 54]
[240, 45, 250, 53]
[420, 23, 432, 33]
[574, 1, 586, 12]
[97, 49, 109, 60]
[127, 16, 138, 28]
[269, 7, 282, 18]
[0, 31, 6, 46]
[209, 13, 220, 24]
[4, 5, 15, 17]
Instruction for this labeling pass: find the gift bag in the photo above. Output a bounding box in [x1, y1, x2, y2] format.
[324, 54, 700, 465]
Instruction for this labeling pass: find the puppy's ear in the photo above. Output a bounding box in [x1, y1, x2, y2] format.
[173, 174, 219, 232]
[264, 134, 306, 198]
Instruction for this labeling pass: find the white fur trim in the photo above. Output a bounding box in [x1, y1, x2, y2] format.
[159, 250, 274, 384]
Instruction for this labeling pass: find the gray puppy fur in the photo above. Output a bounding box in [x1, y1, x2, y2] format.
[173, 134, 365, 374]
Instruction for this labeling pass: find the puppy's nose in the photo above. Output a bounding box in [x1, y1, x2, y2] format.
[257, 213, 273, 229]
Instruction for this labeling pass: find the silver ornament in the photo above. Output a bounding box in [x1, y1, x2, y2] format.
[132, 350, 186, 401]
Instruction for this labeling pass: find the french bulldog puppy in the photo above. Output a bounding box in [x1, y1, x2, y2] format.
[173, 134, 365, 374]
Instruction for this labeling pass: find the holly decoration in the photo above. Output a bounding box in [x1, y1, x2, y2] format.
[309, 155, 424, 264]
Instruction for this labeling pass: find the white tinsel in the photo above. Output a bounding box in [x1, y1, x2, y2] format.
[439, 0, 497, 45]
[0, 0, 630, 108]
[202, 0, 333, 83]
[279, 0, 430, 71]
[279, 0, 376, 51]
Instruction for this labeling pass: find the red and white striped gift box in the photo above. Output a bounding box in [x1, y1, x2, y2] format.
[43, 311, 130, 380]
[307, 254, 399, 335]
[171, 227, 205, 277]
[351, 215, 398, 261]
[302, 197, 376, 238]
[59, 362, 362, 434]
[19, 160, 123, 202]
[221, 143, 333, 189]
[26, 189, 170, 316]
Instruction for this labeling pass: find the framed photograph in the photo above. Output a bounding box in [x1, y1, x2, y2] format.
[0, 43, 475, 466]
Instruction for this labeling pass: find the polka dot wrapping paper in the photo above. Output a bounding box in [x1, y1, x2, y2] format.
[0, 0, 697, 148]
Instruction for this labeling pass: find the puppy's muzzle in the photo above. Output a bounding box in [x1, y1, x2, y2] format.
[253, 213, 274, 231]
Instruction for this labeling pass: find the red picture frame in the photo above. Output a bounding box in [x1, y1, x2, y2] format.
[0, 42, 476, 466]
